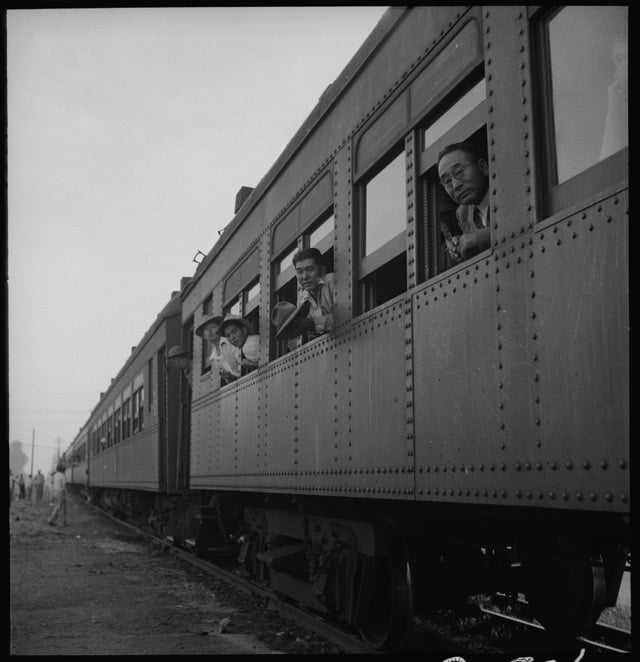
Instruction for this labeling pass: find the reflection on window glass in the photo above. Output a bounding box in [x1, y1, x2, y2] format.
[309, 215, 334, 248]
[364, 152, 406, 256]
[548, 6, 627, 183]
[229, 299, 241, 316]
[246, 280, 260, 303]
[277, 247, 296, 275]
[423, 79, 486, 148]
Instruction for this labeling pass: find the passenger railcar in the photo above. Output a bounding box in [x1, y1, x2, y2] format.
[63, 423, 89, 497]
[66, 6, 628, 651]
[73, 289, 189, 526]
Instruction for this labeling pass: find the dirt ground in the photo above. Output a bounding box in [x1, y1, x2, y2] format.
[9, 495, 344, 656]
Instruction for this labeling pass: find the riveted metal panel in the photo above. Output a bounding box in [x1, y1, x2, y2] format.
[116, 429, 160, 490]
[413, 261, 500, 502]
[347, 298, 413, 498]
[262, 354, 299, 475]
[483, 7, 539, 244]
[190, 391, 226, 489]
[296, 336, 336, 475]
[532, 191, 629, 511]
[235, 373, 261, 474]
[215, 387, 239, 476]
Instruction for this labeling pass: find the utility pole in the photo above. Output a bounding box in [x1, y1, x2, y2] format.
[30, 429, 35, 476]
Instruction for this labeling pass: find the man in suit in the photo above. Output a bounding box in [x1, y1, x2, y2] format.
[437, 141, 491, 264]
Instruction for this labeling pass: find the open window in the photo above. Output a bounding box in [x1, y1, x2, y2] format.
[533, 6, 627, 216]
[271, 209, 335, 359]
[113, 398, 121, 446]
[199, 294, 214, 375]
[356, 148, 407, 312]
[416, 75, 489, 280]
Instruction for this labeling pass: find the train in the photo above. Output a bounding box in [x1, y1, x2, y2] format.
[62, 6, 628, 651]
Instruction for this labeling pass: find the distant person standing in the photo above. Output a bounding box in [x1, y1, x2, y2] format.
[18, 474, 26, 500]
[25, 474, 33, 501]
[32, 470, 45, 504]
[9, 469, 14, 507]
[47, 464, 67, 526]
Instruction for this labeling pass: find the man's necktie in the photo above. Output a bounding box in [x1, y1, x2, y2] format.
[473, 206, 484, 229]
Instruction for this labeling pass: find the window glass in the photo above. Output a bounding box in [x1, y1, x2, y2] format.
[547, 6, 627, 183]
[423, 79, 486, 148]
[276, 246, 296, 275]
[364, 152, 406, 256]
[227, 298, 241, 317]
[309, 215, 334, 248]
[246, 280, 260, 305]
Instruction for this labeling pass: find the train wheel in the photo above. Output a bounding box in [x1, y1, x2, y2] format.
[524, 537, 607, 637]
[356, 555, 414, 651]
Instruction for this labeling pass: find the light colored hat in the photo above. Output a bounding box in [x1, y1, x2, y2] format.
[195, 314, 224, 337]
[271, 300, 310, 338]
[218, 315, 253, 337]
[167, 345, 190, 360]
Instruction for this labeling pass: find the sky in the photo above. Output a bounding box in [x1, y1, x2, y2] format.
[7, 6, 389, 474]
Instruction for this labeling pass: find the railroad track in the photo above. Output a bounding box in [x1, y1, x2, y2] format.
[87, 499, 631, 656]
[478, 606, 631, 655]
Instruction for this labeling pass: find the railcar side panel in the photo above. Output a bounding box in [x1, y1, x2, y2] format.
[295, 337, 337, 475]
[534, 189, 629, 511]
[413, 262, 501, 502]
[346, 298, 413, 498]
[235, 372, 261, 474]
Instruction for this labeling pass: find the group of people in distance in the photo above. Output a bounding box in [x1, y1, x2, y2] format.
[168, 140, 489, 384]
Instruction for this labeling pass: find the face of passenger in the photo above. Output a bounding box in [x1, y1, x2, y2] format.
[438, 149, 489, 206]
[294, 258, 325, 293]
[223, 323, 248, 348]
[202, 322, 219, 341]
[172, 356, 191, 371]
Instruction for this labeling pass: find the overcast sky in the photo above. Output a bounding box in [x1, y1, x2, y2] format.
[7, 6, 389, 473]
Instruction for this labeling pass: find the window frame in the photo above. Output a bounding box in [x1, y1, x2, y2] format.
[532, 6, 629, 218]
[355, 145, 408, 314]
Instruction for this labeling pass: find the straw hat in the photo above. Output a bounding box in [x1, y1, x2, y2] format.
[194, 314, 224, 337]
[167, 345, 190, 360]
[218, 314, 253, 337]
[271, 300, 310, 338]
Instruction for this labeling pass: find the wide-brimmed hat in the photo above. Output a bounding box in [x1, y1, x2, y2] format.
[218, 315, 253, 337]
[271, 300, 310, 338]
[167, 345, 190, 360]
[194, 314, 224, 337]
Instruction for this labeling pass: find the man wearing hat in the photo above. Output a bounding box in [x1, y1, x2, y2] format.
[272, 248, 335, 343]
[195, 314, 239, 385]
[218, 315, 260, 377]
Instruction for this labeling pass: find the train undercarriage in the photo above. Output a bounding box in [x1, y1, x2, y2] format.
[89, 487, 629, 651]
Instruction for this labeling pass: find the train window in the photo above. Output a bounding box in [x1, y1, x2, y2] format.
[113, 407, 121, 445]
[357, 148, 407, 312]
[122, 398, 131, 440]
[147, 358, 153, 413]
[107, 413, 113, 447]
[223, 278, 260, 341]
[138, 386, 144, 431]
[200, 295, 214, 375]
[416, 75, 489, 281]
[363, 151, 405, 256]
[275, 246, 297, 277]
[132, 391, 140, 434]
[131, 385, 144, 434]
[270, 210, 334, 359]
[535, 6, 627, 215]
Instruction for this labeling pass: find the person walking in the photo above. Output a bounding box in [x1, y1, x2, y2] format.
[47, 464, 67, 526]
[32, 470, 45, 504]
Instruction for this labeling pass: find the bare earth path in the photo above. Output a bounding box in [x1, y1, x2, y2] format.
[9, 495, 340, 655]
